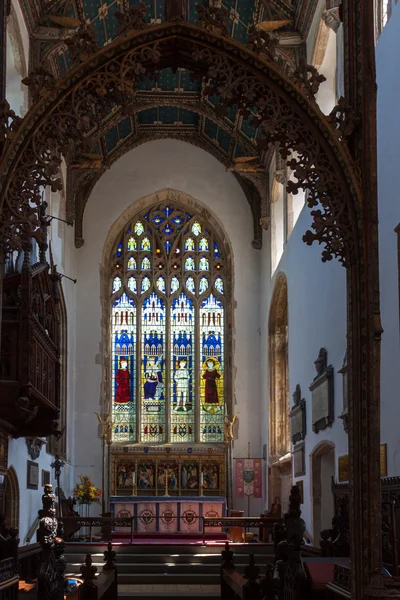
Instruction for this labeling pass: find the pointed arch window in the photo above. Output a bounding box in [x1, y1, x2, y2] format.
[110, 202, 227, 443]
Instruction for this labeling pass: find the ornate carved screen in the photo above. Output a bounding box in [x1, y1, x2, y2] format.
[110, 200, 229, 444]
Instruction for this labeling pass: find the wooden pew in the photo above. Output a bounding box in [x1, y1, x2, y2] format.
[78, 543, 117, 600]
[220, 542, 277, 600]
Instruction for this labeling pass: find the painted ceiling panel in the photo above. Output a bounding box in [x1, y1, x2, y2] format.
[217, 127, 232, 154]
[118, 117, 133, 140]
[138, 108, 159, 125]
[105, 123, 119, 152]
[204, 118, 218, 141]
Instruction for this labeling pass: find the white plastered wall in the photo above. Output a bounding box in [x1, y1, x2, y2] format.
[376, 2, 400, 475]
[260, 203, 348, 542]
[73, 139, 263, 515]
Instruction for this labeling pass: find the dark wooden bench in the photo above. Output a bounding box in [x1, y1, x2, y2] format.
[78, 543, 117, 600]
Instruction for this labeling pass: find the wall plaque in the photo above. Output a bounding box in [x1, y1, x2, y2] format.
[293, 442, 305, 477]
[310, 348, 334, 433]
[27, 460, 39, 490]
[41, 470, 51, 486]
[290, 385, 306, 444]
[339, 444, 387, 482]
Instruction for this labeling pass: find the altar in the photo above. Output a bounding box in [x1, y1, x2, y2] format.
[109, 446, 227, 534]
[110, 496, 226, 534]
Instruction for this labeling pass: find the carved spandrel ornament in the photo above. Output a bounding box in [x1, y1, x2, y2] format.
[26, 437, 46, 460]
[310, 348, 334, 433]
[290, 384, 306, 444]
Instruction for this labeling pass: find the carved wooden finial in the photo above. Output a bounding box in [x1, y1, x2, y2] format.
[103, 541, 116, 571]
[221, 541, 235, 569]
[244, 553, 260, 581]
[81, 553, 97, 585]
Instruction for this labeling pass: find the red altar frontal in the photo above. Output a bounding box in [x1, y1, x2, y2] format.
[109, 496, 226, 534]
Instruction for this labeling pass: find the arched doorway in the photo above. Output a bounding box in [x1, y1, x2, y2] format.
[5, 466, 19, 530]
[268, 273, 290, 512]
[311, 441, 335, 544]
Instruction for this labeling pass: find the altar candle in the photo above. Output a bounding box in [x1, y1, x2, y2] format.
[132, 470, 136, 485]
[200, 472, 204, 485]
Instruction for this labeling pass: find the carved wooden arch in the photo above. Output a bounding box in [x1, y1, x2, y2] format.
[0, 22, 360, 265]
[5, 466, 19, 531]
[268, 272, 289, 462]
[0, 18, 383, 600]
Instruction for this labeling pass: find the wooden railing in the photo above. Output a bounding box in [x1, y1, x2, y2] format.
[78, 543, 117, 600]
[203, 517, 281, 545]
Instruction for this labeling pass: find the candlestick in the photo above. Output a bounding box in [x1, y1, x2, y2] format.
[200, 471, 204, 497]
[131, 469, 137, 496]
[164, 469, 170, 497]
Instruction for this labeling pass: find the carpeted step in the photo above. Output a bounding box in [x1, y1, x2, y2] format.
[118, 583, 220, 599]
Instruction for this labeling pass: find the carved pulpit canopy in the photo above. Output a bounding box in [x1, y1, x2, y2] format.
[0, 261, 62, 438]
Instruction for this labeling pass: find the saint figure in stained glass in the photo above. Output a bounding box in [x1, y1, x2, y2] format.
[144, 355, 163, 400]
[174, 359, 190, 410]
[202, 357, 221, 405]
[115, 358, 131, 403]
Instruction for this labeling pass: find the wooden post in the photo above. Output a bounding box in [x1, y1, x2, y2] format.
[0, 0, 7, 104]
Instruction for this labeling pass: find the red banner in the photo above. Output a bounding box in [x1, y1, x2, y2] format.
[235, 459, 245, 497]
[235, 458, 262, 498]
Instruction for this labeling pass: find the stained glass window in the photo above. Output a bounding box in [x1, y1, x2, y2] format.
[127, 257, 136, 270]
[110, 202, 227, 443]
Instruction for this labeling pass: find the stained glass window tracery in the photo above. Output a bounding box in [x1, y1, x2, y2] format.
[110, 202, 227, 443]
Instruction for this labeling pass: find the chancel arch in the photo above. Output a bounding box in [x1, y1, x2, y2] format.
[268, 272, 290, 512]
[0, 11, 382, 597]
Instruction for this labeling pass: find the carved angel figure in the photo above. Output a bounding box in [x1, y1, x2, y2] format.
[224, 413, 239, 444]
[95, 413, 114, 444]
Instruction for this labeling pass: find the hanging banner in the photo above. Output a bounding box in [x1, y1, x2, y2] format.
[235, 458, 262, 498]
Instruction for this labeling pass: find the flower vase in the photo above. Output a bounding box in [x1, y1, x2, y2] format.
[79, 503, 90, 539]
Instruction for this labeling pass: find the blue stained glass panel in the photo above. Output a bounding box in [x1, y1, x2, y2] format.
[141, 294, 166, 442]
[112, 294, 136, 442]
[200, 295, 224, 442]
[170, 295, 195, 442]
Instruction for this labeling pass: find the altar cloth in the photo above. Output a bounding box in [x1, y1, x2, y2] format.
[110, 496, 226, 533]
